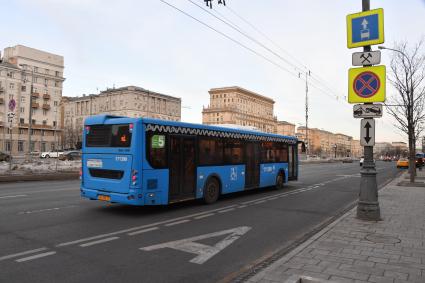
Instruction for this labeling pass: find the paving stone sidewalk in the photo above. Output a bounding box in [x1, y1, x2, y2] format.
[247, 171, 425, 283]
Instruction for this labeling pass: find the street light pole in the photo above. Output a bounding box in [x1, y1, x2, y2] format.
[356, 0, 381, 221]
[378, 45, 416, 180]
[20, 64, 34, 162]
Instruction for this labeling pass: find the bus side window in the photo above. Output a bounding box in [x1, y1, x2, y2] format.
[199, 137, 224, 165]
[147, 133, 167, 168]
[224, 139, 244, 164]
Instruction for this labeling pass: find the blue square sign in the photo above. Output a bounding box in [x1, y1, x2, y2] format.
[347, 8, 384, 48]
[352, 14, 379, 43]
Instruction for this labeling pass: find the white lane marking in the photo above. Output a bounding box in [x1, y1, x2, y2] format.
[165, 219, 190, 227]
[140, 226, 251, 264]
[194, 213, 215, 219]
[15, 251, 56, 262]
[79, 237, 120, 247]
[237, 205, 247, 208]
[18, 205, 76, 215]
[253, 200, 267, 204]
[218, 208, 235, 213]
[56, 204, 237, 247]
[128, 227, 159, 236]
[0, 194, 27, 199]
[0, 247, 48, 261]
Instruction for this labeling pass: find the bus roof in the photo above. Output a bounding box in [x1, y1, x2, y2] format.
[84, 114, 297, 141]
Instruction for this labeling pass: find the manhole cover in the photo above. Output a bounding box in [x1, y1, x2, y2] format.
[365, 233, 401, 244]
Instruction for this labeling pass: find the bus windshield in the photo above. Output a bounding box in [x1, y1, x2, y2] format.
[86, 124, 132, 147]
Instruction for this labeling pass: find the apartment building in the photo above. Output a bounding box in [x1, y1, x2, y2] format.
[62, 86, 181, 149]
[0, 45, 64, 155]
[202, 86, 277, 133]
[276, 121, 296, 136]
[297, 127, 362, 158]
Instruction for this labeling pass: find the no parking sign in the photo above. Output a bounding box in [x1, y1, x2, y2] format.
[348, 65, 386, 103]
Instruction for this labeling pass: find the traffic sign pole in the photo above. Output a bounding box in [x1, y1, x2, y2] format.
[356, 0, 381, 221]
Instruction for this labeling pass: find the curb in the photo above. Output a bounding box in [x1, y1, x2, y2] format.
[0, 172, 79, 183]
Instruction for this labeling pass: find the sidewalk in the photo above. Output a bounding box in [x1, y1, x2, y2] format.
[247, 171, 425, 283]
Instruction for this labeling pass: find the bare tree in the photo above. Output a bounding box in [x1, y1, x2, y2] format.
[384, 40, 425, 182]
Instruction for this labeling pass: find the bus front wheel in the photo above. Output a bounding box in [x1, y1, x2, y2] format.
[203, 178, 220, 204]
[276, 171, 285, 189]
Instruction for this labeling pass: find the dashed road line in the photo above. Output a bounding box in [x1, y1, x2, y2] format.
[253, 200, 267, 205]
[15, 251, 56, 262]
[128, 227, 159, 236]
[80, 237, 120, 247]
[165, 220, 190, 227]
[0, 248, 48, 261]
[56, 204, 237, 247]
[18, 205, 77, 215]
[218, 208, 235, 213]
[194, 213, 215, 219]
[237, 205, 247, 209]
[0, 194, 27, 199]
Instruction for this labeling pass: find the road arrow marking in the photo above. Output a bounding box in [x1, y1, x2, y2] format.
[364, 121, 372, 143]
[140, 226, 251, 264]
[361, 18, 368, 29]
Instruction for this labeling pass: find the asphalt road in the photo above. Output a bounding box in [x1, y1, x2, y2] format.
[0, 161, 400, 283]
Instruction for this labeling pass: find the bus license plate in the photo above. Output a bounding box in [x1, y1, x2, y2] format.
[87, 159, 103, 168]
[98, 195, 110, 202]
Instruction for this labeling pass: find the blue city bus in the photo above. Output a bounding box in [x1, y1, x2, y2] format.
[81, 115, 301, 206]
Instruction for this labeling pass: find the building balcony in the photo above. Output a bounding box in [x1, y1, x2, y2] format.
[31, 92, 40, 98]
[42, 104, 50, 110]
[43, 94, 51, 100]
[32, 103, 39, 109]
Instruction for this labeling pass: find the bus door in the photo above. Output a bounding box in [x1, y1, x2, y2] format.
[288, 144, 297, 180]
[168, 135, 196, 202]
[245, 142, 260, 188]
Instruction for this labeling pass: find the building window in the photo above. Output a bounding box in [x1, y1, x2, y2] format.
[45, 69, 49, 75]
[18, 141, 24, 152]
[20, 119, 24, 124]
[31, 119, 36, 125]
[43, 110, 47, 116]
[41, 142, 46, 152]
[54, 101, 58, 106]
[55, 81, 60, 87]
[5, 141, 11, 152]
[34, 67, 38, 73]
[55, 71, 60, 77]
[51, 143, 55, 151]
[44, 79, 48, 86]
[9, 83, 14, 89]
[20, 107, 25, 113]
[21, 85, 26, 92]
[19, 128, 24, 134]
[30, 142, 35, 152]
[53, 121, 57, 127]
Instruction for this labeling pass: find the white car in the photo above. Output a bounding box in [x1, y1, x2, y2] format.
[40, 151, 64, 158]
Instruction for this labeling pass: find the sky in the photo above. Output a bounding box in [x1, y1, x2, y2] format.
[1, 0, 425, 143]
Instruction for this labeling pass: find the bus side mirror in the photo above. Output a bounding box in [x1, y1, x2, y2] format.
[298, 141, 306, 153]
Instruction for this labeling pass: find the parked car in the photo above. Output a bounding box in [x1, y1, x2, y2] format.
[342, 158, 353, 163]
[40, 151, 64, 158]
[396, 158, 409, 169]
[0, 151, 11, 162]
[58, 151, 81, 161]
[416, 157, 424, 168]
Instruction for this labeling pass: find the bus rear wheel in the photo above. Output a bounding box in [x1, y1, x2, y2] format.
[203, 178, 220, 204]
[276, 172, 285, 189]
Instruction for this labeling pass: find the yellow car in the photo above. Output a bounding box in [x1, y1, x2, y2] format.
[396, 158, 409, 169]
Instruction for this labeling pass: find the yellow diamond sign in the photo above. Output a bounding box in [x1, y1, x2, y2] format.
[348, 65, 386, 103]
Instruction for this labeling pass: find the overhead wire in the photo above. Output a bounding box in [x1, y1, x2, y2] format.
[159, 0, 301, 79]
[160, 0, 401, 140]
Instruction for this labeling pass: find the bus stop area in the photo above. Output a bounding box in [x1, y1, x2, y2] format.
[246, 171, 425, 283]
